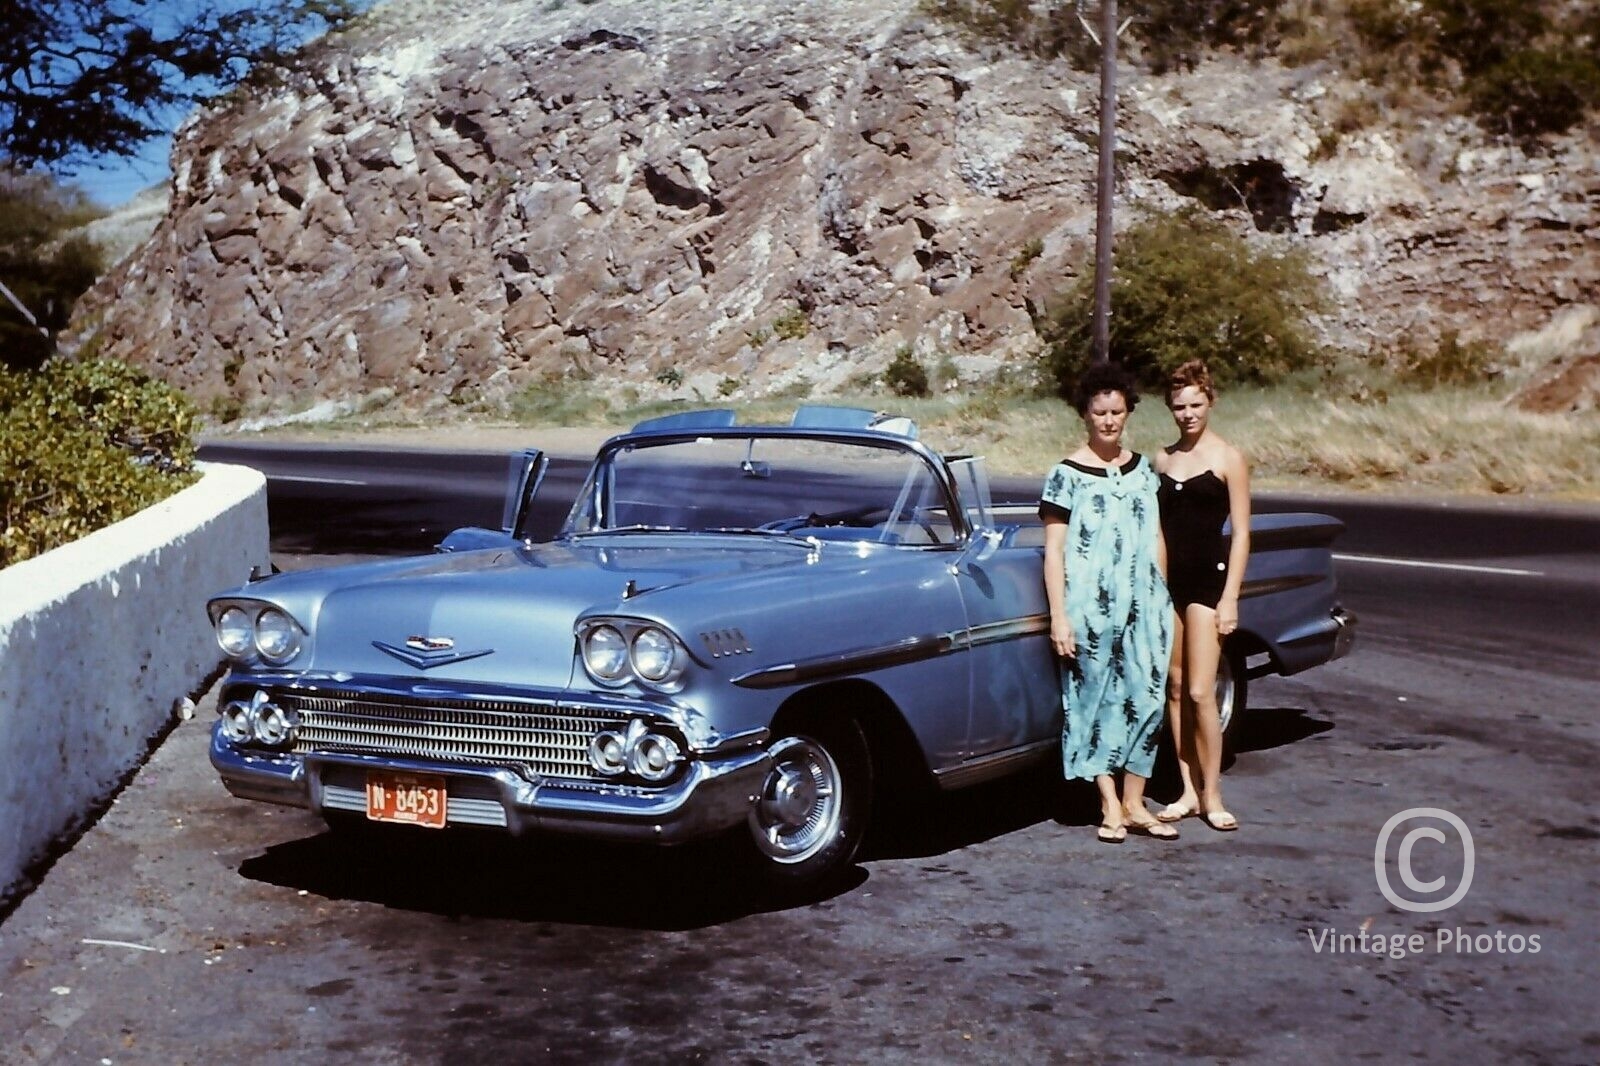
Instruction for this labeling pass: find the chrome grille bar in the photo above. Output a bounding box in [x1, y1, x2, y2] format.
[279, 691, 633, 781]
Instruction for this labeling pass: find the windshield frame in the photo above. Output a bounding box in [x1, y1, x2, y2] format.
[559, 427, 975, 546]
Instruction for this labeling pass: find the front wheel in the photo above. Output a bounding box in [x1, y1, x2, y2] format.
[745, 717, 872, 892]
[1215, 645, 1249, 739]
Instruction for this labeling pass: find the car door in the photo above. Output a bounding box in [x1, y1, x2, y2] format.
[944, 462, 1060, 779]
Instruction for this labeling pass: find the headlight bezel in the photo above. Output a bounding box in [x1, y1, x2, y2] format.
[253, 607, 302, 664]
[209, 600, 309, 666]
[216, 607, 254, 658]
[581, 624, 631, 685]
[629, 626, 679, 683]
[575, 617, 690, 691]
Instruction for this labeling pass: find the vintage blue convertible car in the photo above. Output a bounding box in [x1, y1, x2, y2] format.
[207, 406, 1353, 887]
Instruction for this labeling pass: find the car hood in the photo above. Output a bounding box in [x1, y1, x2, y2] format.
[289, 536, 820, 687]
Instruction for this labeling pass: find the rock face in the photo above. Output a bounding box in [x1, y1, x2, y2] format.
[65, 0, 1600, 408]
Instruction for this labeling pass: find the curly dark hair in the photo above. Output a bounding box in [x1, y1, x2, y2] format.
[1166, 358, 1216, 402]
[1071, 361, 1140, 414]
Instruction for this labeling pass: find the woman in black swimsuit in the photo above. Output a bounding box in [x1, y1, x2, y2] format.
[1153, 360, 1250, 831]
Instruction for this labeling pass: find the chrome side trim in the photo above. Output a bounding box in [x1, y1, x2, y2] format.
[732, 633, 954, 689]
[952, 614, 1051, 649]
[696, 726, 770, 757]
[1239, 574, 1321, 600]
[934, 740, 1056, 790]
[731, 613, 1051, 689]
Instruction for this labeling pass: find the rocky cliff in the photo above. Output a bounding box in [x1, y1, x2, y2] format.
[65, 0, 1600, 410]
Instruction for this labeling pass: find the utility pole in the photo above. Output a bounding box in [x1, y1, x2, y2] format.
[1079, 1, 1130, 364]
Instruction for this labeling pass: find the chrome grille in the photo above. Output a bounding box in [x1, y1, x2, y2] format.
[281, 690, 633, 781]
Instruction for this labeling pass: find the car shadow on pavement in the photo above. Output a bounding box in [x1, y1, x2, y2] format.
[1138, 705, 1334, 806]
[1228, 707, 1334, 756]
[238, 829, 864, 930]
[863, 763, 1085, 858]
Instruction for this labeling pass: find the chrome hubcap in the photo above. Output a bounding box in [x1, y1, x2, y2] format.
[749, 736, 841, 864]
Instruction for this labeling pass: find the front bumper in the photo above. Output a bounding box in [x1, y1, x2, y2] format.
[210, 726, 770, 844]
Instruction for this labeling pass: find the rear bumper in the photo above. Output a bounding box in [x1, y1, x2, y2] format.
[1271, 604, 1357, 676]
[1330, 606, 1357, 661]
[210, 726, 769, 844]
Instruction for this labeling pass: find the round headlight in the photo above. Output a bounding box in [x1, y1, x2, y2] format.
[217, 607, 253, 658]
[253, 703, 299, 747]
[587, 730, 627, 776]
[254, 609, 301, 663]
[582, 625, 629, 681]
[220, 701, 254, 743]
[630, 627, 678, 683]
[628, 732, 682, 782]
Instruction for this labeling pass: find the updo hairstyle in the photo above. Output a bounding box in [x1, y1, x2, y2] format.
[1166, 359, 1216, 404]
[1071, 361, 1140, 415]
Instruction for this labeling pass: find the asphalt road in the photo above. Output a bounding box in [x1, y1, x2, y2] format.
[0, 445, 1595, 1063]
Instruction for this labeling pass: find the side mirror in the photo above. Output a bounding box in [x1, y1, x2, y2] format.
[949, 529, 1002, 575]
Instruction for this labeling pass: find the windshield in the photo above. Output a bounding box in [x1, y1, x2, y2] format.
[565, 435, 961, 546]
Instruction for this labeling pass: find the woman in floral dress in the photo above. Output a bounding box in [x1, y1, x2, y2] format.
[1039, 362, 1176, 843]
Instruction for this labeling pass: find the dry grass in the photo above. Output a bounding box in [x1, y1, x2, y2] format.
[789, 382, 1600, 502]
[1204, 384, 1600, 499]
[236, 377, 1600, 502]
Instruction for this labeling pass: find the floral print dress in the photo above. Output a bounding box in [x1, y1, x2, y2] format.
[1038, 455, 1173, 780]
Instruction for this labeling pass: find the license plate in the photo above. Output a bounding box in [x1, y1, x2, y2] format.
[365, 771, 447, 828]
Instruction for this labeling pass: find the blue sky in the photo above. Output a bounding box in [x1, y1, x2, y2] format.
[54, 1, 379, 210]
[64, 139, 174, 209]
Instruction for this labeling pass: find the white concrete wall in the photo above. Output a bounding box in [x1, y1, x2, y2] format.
[0, 462, 269, 904]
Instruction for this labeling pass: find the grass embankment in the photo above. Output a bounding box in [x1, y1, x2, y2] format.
[250, 374, 1600, 502]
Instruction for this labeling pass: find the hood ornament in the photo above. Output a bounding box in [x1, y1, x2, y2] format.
[373, 635, 493, 670]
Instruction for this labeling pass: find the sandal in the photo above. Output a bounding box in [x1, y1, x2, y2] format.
[1156, 800, 1197, 824]
[1202, 810, 1239, 832]
[1125, 818, 1179, 840]
[1096, 823, 1127, 844]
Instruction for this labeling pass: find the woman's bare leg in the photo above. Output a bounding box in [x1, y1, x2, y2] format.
[1094, 773, 1126, 841]
[1161, 611, 1200, 819]
[1183, 603, 1233, 825]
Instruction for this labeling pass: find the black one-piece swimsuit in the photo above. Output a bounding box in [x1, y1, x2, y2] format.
[1158, 470, 1231, 610]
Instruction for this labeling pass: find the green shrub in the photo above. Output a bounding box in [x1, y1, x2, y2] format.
[507, 372, 610, 426]
[1133, 0, 1289, 75]
[1, 174, 105, 372]
[1345, 0, 1597, 140]
[921, 0, 1287, 72]
[1, 359, 198, 568]
[884, 346, 932, 398]
[772, 307, 809, 341]
[1465, 48, 1600, 140]
[1009, 237, 1044, 280]
[1394, 329, 1497, 386]
[1423, 0, 1547, 79]
[1346, 0, 1413, 51]
[1037, 207, 1325, 399]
